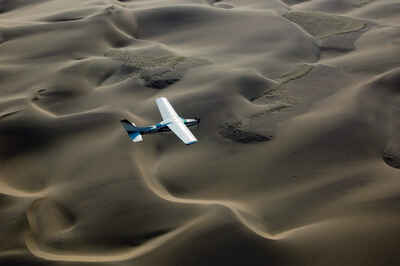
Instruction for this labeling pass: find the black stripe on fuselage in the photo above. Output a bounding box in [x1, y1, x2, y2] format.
[127, 122, 197, 135]
[141, 126, 171, 135]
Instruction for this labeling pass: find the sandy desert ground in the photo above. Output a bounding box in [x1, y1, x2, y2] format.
[0, 0, 400, 265]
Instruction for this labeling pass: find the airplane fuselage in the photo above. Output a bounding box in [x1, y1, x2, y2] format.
[136, 118, 199, 135]
[121, 97, 199, 144]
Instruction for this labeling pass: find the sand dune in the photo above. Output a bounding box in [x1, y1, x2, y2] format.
[1, 0, 400, 265]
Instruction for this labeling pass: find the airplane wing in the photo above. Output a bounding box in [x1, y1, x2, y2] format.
[156, 97, 180, 120]
[155, 97, 197, 145]
[167, 121, 198, 145]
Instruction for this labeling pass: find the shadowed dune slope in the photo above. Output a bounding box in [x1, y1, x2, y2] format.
[0, 0, 400, 266]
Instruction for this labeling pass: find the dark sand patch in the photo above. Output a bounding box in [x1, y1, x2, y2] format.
[283, 11, 365, 39]
[104, 46, 209, 88]
[219, 121, 273, 144]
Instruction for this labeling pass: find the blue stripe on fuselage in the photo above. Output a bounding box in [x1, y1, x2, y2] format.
[135, 124, 170, 134]
[132, 120, 197, 135]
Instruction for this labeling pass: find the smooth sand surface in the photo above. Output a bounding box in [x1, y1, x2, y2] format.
[1, 0, 400, 265]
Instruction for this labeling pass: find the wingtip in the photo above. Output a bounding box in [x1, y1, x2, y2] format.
[156, 96, 167, 102]
[185, 140, 198, 145]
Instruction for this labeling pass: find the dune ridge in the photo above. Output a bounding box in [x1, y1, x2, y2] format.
[134, 148, 328, 242]
[24, 214, 209, 262]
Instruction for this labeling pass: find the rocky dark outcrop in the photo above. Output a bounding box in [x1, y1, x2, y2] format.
[104, 48, 209, 89]
[219, 122, 272, 144]
[140, 67, 182, 89]
[383, 140, 400, 169]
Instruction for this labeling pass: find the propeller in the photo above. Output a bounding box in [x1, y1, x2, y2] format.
[195, 117, 200, 129]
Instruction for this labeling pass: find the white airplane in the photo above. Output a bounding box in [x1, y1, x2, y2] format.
[121, 97, 200, 145]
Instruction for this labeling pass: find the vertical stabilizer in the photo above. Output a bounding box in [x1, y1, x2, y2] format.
[120, 119, 143, 142]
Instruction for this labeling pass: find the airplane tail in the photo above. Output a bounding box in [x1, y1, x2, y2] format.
[120, 119, 143, 142]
